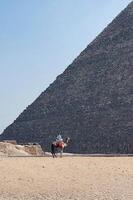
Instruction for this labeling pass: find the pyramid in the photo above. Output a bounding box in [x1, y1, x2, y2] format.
[1, 2, 133, 153]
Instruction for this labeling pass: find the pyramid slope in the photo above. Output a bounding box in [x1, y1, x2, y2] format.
[1, 2, 133, 153]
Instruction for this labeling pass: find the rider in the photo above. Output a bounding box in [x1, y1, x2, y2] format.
[56, 134, 63, 143]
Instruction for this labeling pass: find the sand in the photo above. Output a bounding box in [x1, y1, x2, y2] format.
[0, 156, 132, 200]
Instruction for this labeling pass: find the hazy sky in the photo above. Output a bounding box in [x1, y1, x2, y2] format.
[0, 0, 132, 133]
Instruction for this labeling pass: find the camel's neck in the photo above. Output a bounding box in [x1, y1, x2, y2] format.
[64, 138, 70, 145]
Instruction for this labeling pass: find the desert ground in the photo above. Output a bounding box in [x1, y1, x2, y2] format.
[0, 156, 132, 200]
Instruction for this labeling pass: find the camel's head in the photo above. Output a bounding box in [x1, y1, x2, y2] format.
[65, 137, 70, 144]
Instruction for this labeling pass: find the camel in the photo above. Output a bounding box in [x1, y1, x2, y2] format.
[51, 137, 70, 158]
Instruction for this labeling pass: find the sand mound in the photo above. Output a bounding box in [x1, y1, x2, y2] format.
[0, 142, 44, 157]
[0, 142, 30, 156]
[0, 142, 44, 156]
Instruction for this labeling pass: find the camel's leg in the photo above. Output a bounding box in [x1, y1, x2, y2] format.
[54, 153, 57, 158]
[52, 152, 57, 158]
[60, 148, 63, 158]
[52, 153, 55, 158]
[51, 144, 57, 158]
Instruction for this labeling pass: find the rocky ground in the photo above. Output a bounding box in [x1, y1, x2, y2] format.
[0, 156, 132, 200]
[0, 142, 44, 156]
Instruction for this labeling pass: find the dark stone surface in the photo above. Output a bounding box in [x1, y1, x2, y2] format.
[1, 2, 133, 153]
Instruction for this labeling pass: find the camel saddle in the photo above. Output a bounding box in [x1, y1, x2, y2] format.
[53, 141, 65, 148]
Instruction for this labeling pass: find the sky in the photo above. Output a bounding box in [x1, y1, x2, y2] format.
[0, 0, 132, 133]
